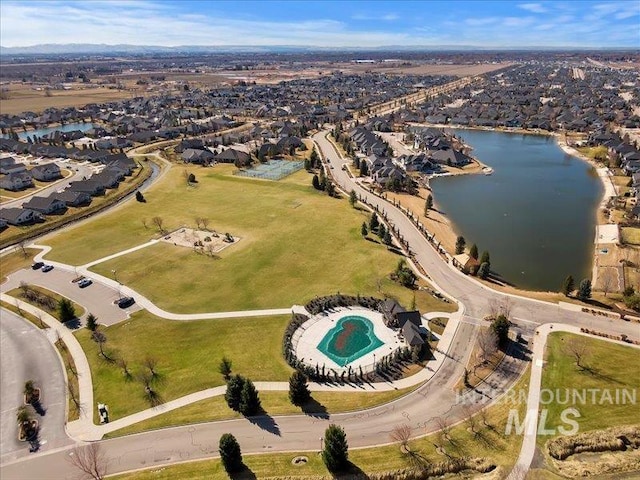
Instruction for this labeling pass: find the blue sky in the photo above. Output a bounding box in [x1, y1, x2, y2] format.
[1, 0, 639, 48]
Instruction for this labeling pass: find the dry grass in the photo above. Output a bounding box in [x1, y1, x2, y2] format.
[54, 337, 81, 421]
[0, 247, 38, 282]
[547, 425, 640, 460]
[0, 300, 47, 328]
[0, 85, 138, 115]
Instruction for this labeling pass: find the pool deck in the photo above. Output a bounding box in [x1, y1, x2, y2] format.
[294, 307, 405, 372]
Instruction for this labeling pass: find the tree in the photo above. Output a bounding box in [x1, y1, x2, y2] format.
[289, 370, 311, 406]
[86, 313, 98, 331]
[490, 315, 510, 348]
[225, 375, 245, 412]
[91, 331, 111, 361]
[369, 212, 379, 232]
[58, 298, 76, 323]
[68, 443, 107, 480]
[469, 243, 478, 260]
[480, 251, 491, 265]
[219, 357, 232, 380]
[310, 148, 319, 167]
[600, 269, 615, 297]
[219, 433, 243, 474]
[378, 223, 387, 239]
[239, 378, 261, 416]
[477, 261, 490, 279]
[322, 424, 349, 473]
[312, 174, 321, 190]
[152, 216, 165, 234]
[477, 328, 499, 363]
[577, 279, 592, 301]
[135, 190, 145, 202]
[359, 161, 368, 176]
[561, 275, 575, 296]
[383, 229, 392, 246]
[144, 357, 159, 379]
[424, 194, 433, 216]
[454, 236, 465, 255]
[564, 337, 591, 370]
[390, 424, 412, 452]
[349, 189, 357, 208]
[361, 222, 368, 237]
[188, 173, 196, 183]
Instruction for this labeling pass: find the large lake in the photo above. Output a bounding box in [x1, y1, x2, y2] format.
[430, 129, 603, 292]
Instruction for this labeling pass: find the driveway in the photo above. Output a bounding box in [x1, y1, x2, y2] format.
[0, 309, 71, 464]
[1, 267, 140, 326]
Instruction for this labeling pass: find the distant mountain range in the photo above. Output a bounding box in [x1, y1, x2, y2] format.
[1, 43, 632, 55]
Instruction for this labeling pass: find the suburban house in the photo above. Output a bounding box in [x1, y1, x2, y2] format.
[181, 148, 216, 165]
[215, 147, 252, 167]
[68, 179, 106, 196]
[0, 171, 34, 191]
[396, 311, 425, 347]
[30, 163, 62, 182]
[452, 253, 479, 273]
[22, 196, 67, 215]
[0, 207, 42, 225]
[0, 156, 26, 175]
[51, 190, 92, 207]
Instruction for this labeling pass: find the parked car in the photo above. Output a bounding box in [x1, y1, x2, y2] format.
[31, 262, 44, 270]
[98, 403, 109, 424]
[41, 265, 54, 272]
[117, 297, 135, 309]
[78, 278, 92, 288]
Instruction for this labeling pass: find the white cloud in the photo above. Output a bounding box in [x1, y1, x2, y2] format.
[518, 3, 547, 14]
[352, 13, 399, 21]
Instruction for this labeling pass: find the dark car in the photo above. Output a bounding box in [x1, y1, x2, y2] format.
[41, 264, 54, 272]
[31, 262, 44, 270]
[117, 297, 135, 309]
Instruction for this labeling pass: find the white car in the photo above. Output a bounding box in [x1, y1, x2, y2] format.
[98, 403, 109, 424]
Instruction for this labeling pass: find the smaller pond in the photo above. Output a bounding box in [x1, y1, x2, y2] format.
[316, 315, 383, 367]
[2, 122, 95, 141]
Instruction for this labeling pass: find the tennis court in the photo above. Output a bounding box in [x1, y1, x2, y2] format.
[234, 159, 304, 181]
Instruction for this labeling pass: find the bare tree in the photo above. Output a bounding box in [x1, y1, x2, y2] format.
[462, 404, 478, 437]
[478, 407, 493, 430]
[116, 357, 132, 381]
[201, 217, 210, 230]
[91, 331, 112, 362]
[151, 216, 165, 235]
[67, 382, 81, 415]
[68, 443, 107, 480]
[477, 328, 499, 364]
[564, 337, 591, 371]
[144, 356, 159, 379]
[141, 218, 148, 229]
[17, 240, 28, 258]
[194, 217, 203, 230]
[600, 268, 616, 297]
[390, 424, 412, 452]
[138, 372, 162, 406]
[183, 169, 190, 185]
[435, 416, 452, 442]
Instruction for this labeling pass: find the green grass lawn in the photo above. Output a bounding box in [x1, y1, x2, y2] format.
[111, 367, 530, 480]
[106, 387, 417, 438]
[539, 332, 640, 444]
[43, 164, 454, 313]
[76, 310, 293, 423]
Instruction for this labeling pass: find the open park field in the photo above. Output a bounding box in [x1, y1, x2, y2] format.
[112, 366, 530, 480]
[539, 333, 640, 438]
[46, 164, 454, 313]
[0, 84, 139, 115]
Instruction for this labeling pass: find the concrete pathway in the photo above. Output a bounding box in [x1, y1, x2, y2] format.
[506, 323, 640, 479]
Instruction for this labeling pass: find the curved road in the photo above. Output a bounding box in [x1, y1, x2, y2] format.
[1, 131, 638, 479]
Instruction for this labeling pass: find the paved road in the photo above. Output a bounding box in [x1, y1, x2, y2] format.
[0, 309, 71, 465]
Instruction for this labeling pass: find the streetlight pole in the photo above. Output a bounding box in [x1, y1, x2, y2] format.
[319, 436, 323, 453]
[112, 270, 121, 299]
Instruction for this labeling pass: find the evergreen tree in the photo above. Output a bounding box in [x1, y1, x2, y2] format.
[288, 371, 311, 406]
[239, 378, 261, 416]
[361, 222, 368, 237]
[85, 313, 98, 332]
[378, 223, 386, 239]
[480, 251, 491, 265]
[469, 243, 478, 260]
[369, 212, 379, 232]
[577, 279, 592, 301]
[383, 229, 392, 246]
[310, 148, 319, 167]
[312, 174, 321, 190]
[359, 161, 368, 176]
[219, 433, 243, 474]
[455, 236, 466, 255]
[561, 275, 575, 296]
[424, 194, 433, 215]
[322, 424, 349, 473]
[349, 190, 357, 208]
[491, 315, 510, 348]
[58, 298, 76, 323]
[219, 357, 232, 380]
[224, 375, 245, 412]
[477, 262, 490, 279]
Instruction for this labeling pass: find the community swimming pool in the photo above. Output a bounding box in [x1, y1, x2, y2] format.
[316, 315, 384, 367]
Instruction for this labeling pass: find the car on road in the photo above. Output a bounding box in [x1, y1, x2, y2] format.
[98, 403, 109, 424]
[117, 297, 135, 309]
[41, 264, 54, 272]
[31, 262, 44, 270]
[78, 278, 92, 288]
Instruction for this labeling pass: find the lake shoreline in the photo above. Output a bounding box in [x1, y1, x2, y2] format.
[416, 124, 605, 294]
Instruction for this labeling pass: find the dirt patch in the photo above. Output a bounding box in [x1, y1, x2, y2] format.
[159, 228, 240, 254]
